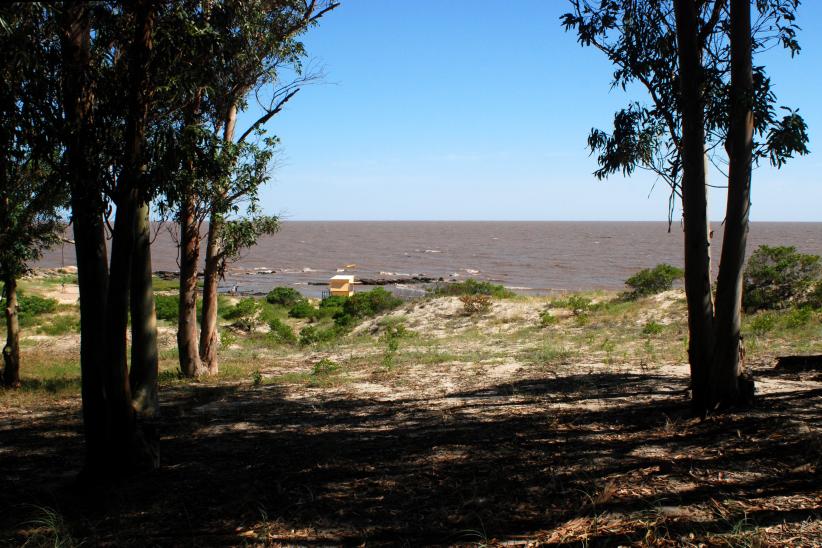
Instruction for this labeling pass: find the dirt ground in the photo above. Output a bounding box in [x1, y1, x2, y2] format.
[0, 290, 820, 546]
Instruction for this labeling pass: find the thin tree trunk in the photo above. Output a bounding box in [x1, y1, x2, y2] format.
[674, 0, 715, 416]
[178, 195, 204, 377]
[60, 1, 109, 473]
[129, 200, 159, 414]
[102, 0, 154, 470]
[199, 214, 222, 374]
[199, 103, 238, 374]
[711, 0, 755, 407]
[2, 276, 20, 388]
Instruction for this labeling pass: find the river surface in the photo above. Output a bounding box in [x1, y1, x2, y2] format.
[38, 221, 822, 297]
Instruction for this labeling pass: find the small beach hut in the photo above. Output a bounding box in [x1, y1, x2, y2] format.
[329, 275, 355, 297]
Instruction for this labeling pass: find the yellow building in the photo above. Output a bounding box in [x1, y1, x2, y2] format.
[329, 275, 355, 297]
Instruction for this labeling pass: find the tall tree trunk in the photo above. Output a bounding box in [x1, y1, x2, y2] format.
[129, 200, 159, 414]
[60, 1, 109, 473]
[2, 276, 20, 388]
[199, 214, 222, 374]
[711, 0, 755, 407]
[102, 0, 154, 471]
[674, 0, 715, 416]
[199, 103, 238, 374]
[178, 195, 204, 377]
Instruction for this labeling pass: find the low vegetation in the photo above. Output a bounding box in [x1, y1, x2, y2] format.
[743, 245, 822, 312]
[623, 263, 684, 299]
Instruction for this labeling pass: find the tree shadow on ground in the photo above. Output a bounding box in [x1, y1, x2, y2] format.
[0, 369, 820, 545]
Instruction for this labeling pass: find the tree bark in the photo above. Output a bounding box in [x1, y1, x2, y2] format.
[2, 276, 20, 388]
[674, 0, 715, 416]
[129, 200, 159, 414]
[199, 103, 238, 374]
[710, 0, 755, 407]
[178, 195, 204, 377]
[60, 1, 109, 473]
[102, 0, 154, 470]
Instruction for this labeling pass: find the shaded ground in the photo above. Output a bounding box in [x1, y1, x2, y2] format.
[1, 359, 820, 546]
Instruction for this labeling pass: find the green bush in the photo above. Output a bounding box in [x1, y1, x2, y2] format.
[299, 325, 340, 346]
[223, 297, 260, 320]
[154, 294, 206, 322]
[38, 315, 80, 336]
[342, 287, 402, 318]
[320, 295, 348, 309]
[312, 358, 339, 376]
[539, 311, 558, 327]
[784, 307, 814, 329]
[624, 264, 684, 298]
[288, 299, 317, 319]
[265, 286, 303, 306]
[268, 317, 297, 344]
[747, 312, 777, 335]
[552, 295, 592, 315]
[154, 295, 180, 322]
[642, 320, 664, 336]
[17, 294, 58, 318]
[743, 245, 822, 312]
[433, 278, 514, 298]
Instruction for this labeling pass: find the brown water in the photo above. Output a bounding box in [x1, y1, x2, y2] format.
[38, 221, 822, 296]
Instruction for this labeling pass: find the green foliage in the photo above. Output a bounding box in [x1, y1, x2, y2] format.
[16, 294, 57, 319]
[552, 295, 592, 315]
[154, 294, 205, 322]
[459, 294, 492, 315]
[37, 315, 80, 336]
[288, 299, 317, 319]
[743, 245, 822, 312]
[222, 297, 260, 320]
[642, 320, 664, 336]
[312, 357, 339, 376]
[342, 288, 403, 318]
[251, 370, 263, 386]
[154, 295, 179, 322]
[784, 307, 814, 329]
[539, 311, 558, 327]
[267, 317, 297, 345]
[747, 313, 777, 335]
[434, 279, 514, 298]
[562, 1, 808, 221]
[265, 286, 302, 306]
[379, 318, 410, 369]
[298, 325, 343, 346]
[624, 264, 684, 298]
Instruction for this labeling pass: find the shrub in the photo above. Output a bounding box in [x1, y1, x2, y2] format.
[38, 315, 80, 336]
[642, 320, 664, 336]
[154, 295, 180, 322]
[434, 278, 514, 298]
[342, 287, 402, 318]
[539, 311, 558, 327]
[320, 295, 348, 309]
[459, 294, 492, 315]
[784, 307, 813, 329]
[17, 294, 58, 318]
[268, 317, 297, 344]
[265, 286, 303, 306]
[624, 264, 684, 298]
[553, 295, 592, 315]
[743, 245, 822, 312]
[288, 299, 317, 319]
[222, 297, 260, 320]
[747, 313, 777, 335]
[312, 358, 339, 376]
[299, 325, 340, 346]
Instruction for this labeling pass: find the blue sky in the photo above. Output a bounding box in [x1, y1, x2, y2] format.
[237, 1, 822, 221]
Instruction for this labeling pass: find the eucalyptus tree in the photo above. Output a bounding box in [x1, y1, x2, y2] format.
[562, 0, 808, 413]
[152, 0, 336, 377]
[0, 4, 65, 388]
